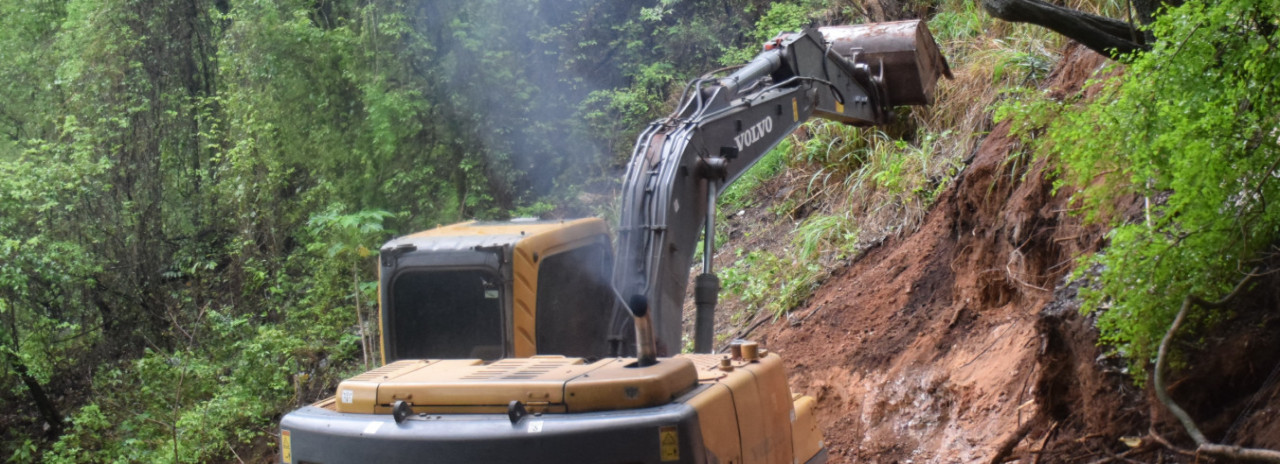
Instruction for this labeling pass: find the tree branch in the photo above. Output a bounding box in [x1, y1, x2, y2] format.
[982, 0, 1147, 58]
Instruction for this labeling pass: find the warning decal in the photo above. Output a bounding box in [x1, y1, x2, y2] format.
[659, 425, 679, 462]
[281, 430, 292, 464]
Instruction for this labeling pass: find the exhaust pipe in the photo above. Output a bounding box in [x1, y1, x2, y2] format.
[629, 295, 658, 366]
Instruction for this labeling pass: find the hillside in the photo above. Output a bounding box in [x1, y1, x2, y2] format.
[707, 43, 1280, 463]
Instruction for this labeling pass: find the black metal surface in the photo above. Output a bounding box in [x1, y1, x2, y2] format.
[532, 241, 617, 359]
[391, 401, 412, 424]
[280, 402, 706, 464]
[693, 273, 719, 353]
[378, 228, 521, 362]
[506, 400, 527, 424]
[804, 447, 830, 464]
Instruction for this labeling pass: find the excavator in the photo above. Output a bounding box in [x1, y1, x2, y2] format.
[279, 20, 950, 464]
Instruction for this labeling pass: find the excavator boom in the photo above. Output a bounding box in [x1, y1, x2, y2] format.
[612, 20, 950, 357]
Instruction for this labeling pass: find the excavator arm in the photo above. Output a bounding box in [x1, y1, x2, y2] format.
[612, 21, 951, 360]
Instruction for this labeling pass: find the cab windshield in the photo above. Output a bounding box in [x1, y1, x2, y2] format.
[390, 269, 503, 360]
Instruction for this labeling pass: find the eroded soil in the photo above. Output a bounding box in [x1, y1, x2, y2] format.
[706, 43, 1280, 463]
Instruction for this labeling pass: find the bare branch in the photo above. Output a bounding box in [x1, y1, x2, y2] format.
[1152, 267, 1280, 462]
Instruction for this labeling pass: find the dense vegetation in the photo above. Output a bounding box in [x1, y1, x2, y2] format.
[1053, 0, 1279, 376]
[992, 0, 1280, 378]
[1, 0, 1276, 461]
[0, 0, 812, 460]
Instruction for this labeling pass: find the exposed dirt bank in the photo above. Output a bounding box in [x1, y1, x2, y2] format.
[718, 42, 1280, 463]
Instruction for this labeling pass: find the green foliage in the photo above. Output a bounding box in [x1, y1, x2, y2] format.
[990, 47, 1054, 84]
[993, 88, 1067, 141]
[576, 0, 788, 165]
[0, 0, 1089, 458]
[44, 320, 308, 463]
[1047, 0, 1280, 377]
[716, 122, 963, 320]
[719, 2, 817, 65]
[928, 0, 988, 48]
[719, 249, 823, 319]
[306, 207, 394, 260]
[795, 213, 861, 261]
[580, 62, 678, 157]
[720, 139, 792, 212]
[1, 0, 819, 460]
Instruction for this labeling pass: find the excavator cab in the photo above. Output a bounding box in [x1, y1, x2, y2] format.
[376, 218, 622, 362]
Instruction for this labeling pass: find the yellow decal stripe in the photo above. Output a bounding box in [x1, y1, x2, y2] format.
[835, 100, 845, 114]
[281, 430, 292, 464]
[791, 98, 799, 122]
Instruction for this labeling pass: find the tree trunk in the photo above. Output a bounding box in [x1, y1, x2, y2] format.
[4, 303, 63, 438]
[354, 264, 370, 370]
[981, 0, 1147, 58]
[3, 350, 63, 438]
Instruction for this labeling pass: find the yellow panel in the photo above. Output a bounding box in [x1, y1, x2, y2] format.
[375, 358, 572, 406]
[511, 243, 538, 357]
[683, 383, 743, 464]
[660, 425, 680, 461]
[335, 360, 436, 413]
[563, 358, 697, 412]
[331, 355, 697, 416]
[510, 218, 610, 356]
[738, 355, 795, 464]
[713, 362, 767, 464]
[281, 429, 292, 463]
[375, 404, 569, 415]
[791, 394, 824, 463]
[312, 397, 337, 411]
[681, 352, 796, 464]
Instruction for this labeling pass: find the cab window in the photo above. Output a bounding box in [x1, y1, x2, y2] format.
[390, 269, 503, 360]
[535, 243, 614, 357]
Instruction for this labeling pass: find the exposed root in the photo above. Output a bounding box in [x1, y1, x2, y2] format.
[989, 415, 1043, 464]
[1153, 266, 1280, 462]
[1030, 421, 1060, 464]
[1146, 427, 1196, 458]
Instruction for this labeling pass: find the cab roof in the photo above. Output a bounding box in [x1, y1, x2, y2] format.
[381, 218, 607, 253]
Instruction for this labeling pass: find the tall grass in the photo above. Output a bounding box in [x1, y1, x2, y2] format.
[717, 0, 1067, 319]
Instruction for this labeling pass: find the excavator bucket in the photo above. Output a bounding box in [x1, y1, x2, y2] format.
[819, 20, 953, 106]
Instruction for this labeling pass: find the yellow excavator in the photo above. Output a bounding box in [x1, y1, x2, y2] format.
[280, 20, 950, 464]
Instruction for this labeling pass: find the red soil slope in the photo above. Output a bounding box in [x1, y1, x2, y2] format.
[747, 43, 1280, 463]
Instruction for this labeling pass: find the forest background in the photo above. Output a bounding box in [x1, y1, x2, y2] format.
[1, 0, 1276, 461]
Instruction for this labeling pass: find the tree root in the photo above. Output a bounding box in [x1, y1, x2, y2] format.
[1030, 421, 1060, 464]
[1153, 267, 1280, 462]
[989, 416, 1043, 464]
